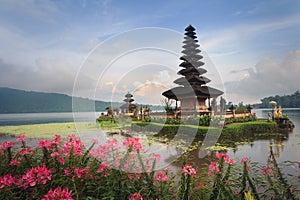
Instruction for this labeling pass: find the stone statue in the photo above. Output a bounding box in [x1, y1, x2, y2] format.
[211, 98, 217, 114]
[267, 112, 272, 121]
[278, 106, 282, 118]
[273, 106, 278, 119]
[134, 107, 138, 119]
[145, 106, 150, 117]
[220, 97, 227, 113]
[141, 106, 145, 121]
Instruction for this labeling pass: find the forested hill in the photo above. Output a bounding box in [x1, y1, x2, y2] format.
[0, 87, 114, 113]
[257, 91, 300, 108]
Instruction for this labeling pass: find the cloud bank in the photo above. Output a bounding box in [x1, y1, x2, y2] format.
[225, 50, 300, 103]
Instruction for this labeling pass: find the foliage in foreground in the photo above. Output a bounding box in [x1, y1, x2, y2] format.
[0, 134, 299, 200]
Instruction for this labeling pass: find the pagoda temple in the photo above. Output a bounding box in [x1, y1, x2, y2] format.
[120, 92, 137, 114]
[162, 25, 223, 114]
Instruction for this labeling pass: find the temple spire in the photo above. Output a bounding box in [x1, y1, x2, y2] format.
[162, 24, 223, 114]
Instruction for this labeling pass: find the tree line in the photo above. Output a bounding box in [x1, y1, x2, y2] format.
[255, 91, 300, 108]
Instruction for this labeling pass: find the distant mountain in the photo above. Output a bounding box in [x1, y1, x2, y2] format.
[0, 87, 163, 113]
[253, 91, 300, 108]
[0, 87, 116, 113]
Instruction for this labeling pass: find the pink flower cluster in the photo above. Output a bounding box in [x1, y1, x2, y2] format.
[42, 187, 73, 200]
[216, 153, 235, 165]
[16, 135, 27, 142]
[208, 162, 220, 176]
[98, 163, 111, 172]
[89, 138, 121, 162]
[38, 135, 61, 150]
[128, 192, 143, 200]
[22, 165, 52, 188]
[62, 135, 85, 156]
[0, 174, 17, 189]
[156, 171, 169, 182]
[0, 141, 15, 150]
[19, 147, 34, 156]
[10, 158, 21, 166]
[182, 164, 197, 176]
[261, 166, 274, 176]
[123, 138, 143, 151]
[241, 157, 249, 163]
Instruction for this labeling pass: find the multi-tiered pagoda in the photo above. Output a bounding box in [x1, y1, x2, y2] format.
[120, 92, 137, 114]
[162, 25, 223, 114]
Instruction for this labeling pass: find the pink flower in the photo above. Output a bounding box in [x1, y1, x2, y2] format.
[163, 167, 170, 172]
[135, 173, 141, 179]
[216, 153, 235, 165]
[0, 174, 16, 189]
[58, 157, 65, 165]
[208, 162, 220, 176]
[98, 163, 111, 172]
[10, 158, 21, 166]
[89, 144, 110, 160]
[216, 153, 228, 159]
[182, 164, 197, 176]
[298, 163, 300, 171]
[151, 153, 161, 162]
[50, 152, 60, 157]
[64, 169, 71, 177]
[1, 141, 15, 150]
[156, 172, 169, 182]
[74, 167, 87, 178]
[51, 134, 61, 145]
[123, 138, 143, 151]
[42, 187, 73, 200]
[107, 138, 120, 150]
[241, 157, 249, 164]
[128, 192, 143, 200]
[224, 157, 236, 165]
[73, 167, 93, 179]
[38, 140, 52, 150]
[22, 165, 52, 188]
[62, 135, 85, 156]
[261, 166, 274, 176]
[16, 135, 27, 142]
[19, 147, 33, 156]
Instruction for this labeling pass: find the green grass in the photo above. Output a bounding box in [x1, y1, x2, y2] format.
[223, 121, 278, 135]
[0, 122, 100, 138]
[0, 120, 278, 140]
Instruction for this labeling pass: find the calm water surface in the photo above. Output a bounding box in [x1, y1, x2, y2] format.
[0, 112, 102, 126]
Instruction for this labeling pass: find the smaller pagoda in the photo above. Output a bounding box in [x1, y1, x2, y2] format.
[120, 92, 137, 114]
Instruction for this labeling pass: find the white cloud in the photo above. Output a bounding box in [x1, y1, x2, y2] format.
[225, 50, 300, 104]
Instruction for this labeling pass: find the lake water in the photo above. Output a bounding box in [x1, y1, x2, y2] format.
[0, 112, 102, 126]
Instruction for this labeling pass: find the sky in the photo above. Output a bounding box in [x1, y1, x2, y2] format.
[1, 0, 300, 105]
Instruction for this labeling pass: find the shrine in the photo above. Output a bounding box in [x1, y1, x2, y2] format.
[162, 25, 223, 115]
[120, 92, 137, 114]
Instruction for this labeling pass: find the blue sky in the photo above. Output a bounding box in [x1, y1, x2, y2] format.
[0, 0, 300, 104]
